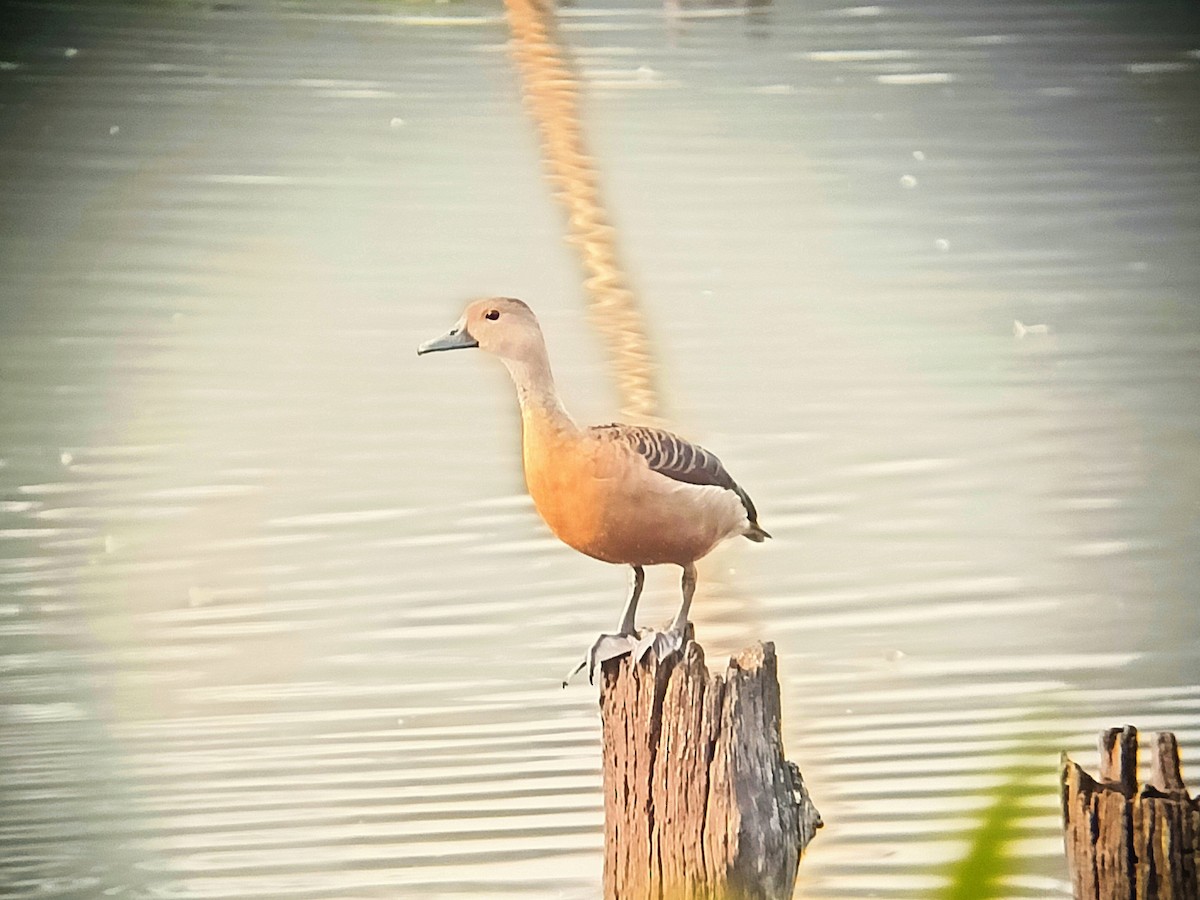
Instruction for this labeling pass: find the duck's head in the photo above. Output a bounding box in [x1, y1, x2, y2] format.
[418, 297, 545, 363]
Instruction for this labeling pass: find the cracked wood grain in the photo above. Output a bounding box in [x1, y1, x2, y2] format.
[599, 639, 821, 900]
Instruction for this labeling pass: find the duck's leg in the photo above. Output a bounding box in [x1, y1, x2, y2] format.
[634, 562, 696, 664]
[617, 564, 645, 634]
[562, 565, 645, 687]
[672, 562, 697, 634]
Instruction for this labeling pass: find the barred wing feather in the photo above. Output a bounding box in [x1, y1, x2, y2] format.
[589, 424, 770, 540]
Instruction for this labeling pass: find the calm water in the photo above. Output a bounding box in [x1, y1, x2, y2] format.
[2, 1, 1199, 898]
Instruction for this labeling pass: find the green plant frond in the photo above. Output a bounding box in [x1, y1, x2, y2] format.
[934, 761, 1044, 900]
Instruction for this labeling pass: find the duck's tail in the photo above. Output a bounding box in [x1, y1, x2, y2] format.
[744, 523, 771, 543]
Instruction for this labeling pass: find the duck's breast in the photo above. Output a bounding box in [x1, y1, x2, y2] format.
[522, 427, 610, 559]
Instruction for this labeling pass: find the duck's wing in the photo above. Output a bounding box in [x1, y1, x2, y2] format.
[588, 424, 770, 540]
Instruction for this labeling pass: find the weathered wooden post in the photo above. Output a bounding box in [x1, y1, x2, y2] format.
[598, 637, 821, 900]
[1061, 725, 1199, 899]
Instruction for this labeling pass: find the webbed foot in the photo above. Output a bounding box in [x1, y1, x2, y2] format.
[633, 624, 687, 665]
[562, 632, 641, 687]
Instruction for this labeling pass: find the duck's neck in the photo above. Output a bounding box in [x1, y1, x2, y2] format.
[501, 349, 576, 436]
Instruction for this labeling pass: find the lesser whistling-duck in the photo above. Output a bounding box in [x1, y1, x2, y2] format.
[418, 297, 769, 683]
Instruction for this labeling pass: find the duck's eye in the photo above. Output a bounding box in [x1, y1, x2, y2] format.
[485, 309, 500, 321]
